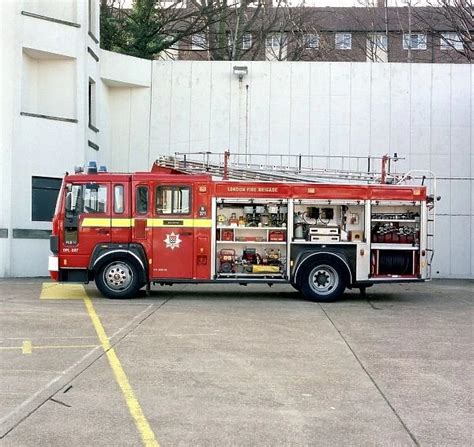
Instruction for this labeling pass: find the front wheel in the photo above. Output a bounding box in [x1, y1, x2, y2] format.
[95, 259, 141, 299]
[299, 259, 347, 302]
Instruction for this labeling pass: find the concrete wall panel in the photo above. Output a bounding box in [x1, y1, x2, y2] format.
[143, 61, 472, 278]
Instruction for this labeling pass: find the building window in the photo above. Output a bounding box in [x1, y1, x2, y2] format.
[158, 0, 187, 7]
[367, 33, 388, 62]
[440, 32, 463, 50]
[136, 186, 149, 215]
[266, 34, 283, 50]
[192, 33, 207, 50]
[242, 33, 252, 50]
[88, 0, 98, 36]
[22, 49, 76, 120]
[403, 33, 427, 50]
[265, 33, 288, 60]
[304, 33, 319, 49]
[156, 186, 190, 215]
[335, 33, 352, 50]
[88, 78, 97, 129]
[272, 0, 303, 5]
[32, 177, 62, 222]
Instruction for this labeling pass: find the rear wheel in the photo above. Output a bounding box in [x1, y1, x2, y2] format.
[95, 259, 141, 299]
[299, 258, 347, 302]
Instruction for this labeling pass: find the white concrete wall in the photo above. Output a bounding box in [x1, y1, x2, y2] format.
[2, 5, 472, 279]
[0, 0, 101, 277]
[109, 60, 472, 278]
[100, 50, 152, 173]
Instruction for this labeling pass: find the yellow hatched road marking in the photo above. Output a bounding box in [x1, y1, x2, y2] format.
[83, 294, 159, 447]
[40, 283, 87, 300]
[39, 282, 159, 446]
[22, 341, 32, 354]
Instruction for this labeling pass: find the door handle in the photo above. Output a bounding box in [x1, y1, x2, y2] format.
[96, 228, 110, 234]
[181, 232, 193, 236]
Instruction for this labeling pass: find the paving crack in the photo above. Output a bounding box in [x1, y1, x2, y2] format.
[49, 398, 71, 408]
[318, 303, 420, 447]
[0, 296, 172, 439]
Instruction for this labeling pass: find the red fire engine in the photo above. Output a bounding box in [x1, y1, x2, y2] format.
[48, 152, 437, 302]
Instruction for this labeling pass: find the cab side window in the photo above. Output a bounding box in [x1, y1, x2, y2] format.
[156, 186, 190, 215]
[136, 186, 148, 214]
[114, 185, 124, 214]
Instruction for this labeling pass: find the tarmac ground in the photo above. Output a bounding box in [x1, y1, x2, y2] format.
[0, 278, 472, 446]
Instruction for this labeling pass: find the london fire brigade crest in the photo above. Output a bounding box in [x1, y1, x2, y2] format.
[164, 232, 181, 250]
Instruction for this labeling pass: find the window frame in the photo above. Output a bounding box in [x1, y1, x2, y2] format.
[335, 33, 352, 50]
[191, 33, 207, 50]
[403, 33, 427, 50]
[88, 0, 98, 37]
[368, 32, 388, 52]
[440, 32, 462, 50]
[88, 77, 97, 129]
[31, 176, 62, 222]
[113, 184, 124, 214]
[242, 33, 252, 50]
[82, 184, 108, 214]
[136, 185, 149, 215]
[155, 185, 192, 216]
[304, 33, 320, 50]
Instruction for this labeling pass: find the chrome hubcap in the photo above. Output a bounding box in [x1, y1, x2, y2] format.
[309, 264, 338, 296]
[104, 262, 133, 291]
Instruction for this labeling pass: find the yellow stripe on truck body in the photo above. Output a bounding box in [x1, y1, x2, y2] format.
[81, 217, 212, 228]
[82, 218, 112, 227]
[146, 218, 212, 228]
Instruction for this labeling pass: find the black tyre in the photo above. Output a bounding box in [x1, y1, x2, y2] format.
[298, 257, 348, 302]
[95, 258, 141, 299]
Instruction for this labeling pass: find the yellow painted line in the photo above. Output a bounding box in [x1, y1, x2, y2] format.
[22, 341, 32, 354]
[34, 344, 98, 350]
[40, 283, 87, 300]
[0, 344, 98, 352]
[83, 294, 159, 447]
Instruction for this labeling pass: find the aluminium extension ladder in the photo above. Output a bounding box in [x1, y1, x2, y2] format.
[155, 151, 405, 184]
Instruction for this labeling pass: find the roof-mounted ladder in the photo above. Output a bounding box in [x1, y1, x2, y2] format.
[155, 151, 405, 184]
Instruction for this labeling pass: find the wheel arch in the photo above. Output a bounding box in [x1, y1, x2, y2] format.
[89, 244, 148, 284]
[293, 251, 353, 287]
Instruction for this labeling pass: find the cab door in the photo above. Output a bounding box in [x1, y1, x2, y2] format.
[151, 183, 194, 279]
[61, 182, 111, 268]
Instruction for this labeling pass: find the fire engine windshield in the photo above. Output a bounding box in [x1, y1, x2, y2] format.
[66, 184, 108, 214]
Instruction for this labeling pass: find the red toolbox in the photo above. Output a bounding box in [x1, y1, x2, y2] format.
[269, 230, 286, 242]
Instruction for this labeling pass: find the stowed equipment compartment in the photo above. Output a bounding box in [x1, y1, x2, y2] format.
[215, 199, 288, 278]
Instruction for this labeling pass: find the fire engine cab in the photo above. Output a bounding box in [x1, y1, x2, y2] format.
[48, 153, 436, 302]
